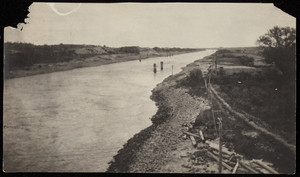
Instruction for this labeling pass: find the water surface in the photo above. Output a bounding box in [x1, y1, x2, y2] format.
[3, 50, 215, 172]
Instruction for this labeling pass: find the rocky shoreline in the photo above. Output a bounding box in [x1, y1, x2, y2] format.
[107, 55, 214, 173]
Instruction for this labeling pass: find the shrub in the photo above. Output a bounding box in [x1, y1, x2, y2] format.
[117, 46, 140, 54]
[184, 69, 204, 87]
[218, 67, 225, 76]
[238, 56, 254, 66]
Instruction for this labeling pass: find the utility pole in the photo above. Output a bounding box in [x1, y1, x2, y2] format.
[215, 55, 218, 72]
[218, 117, 223, 173]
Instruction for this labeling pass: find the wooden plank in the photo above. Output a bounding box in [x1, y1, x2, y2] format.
[253, 160, 279, 174]
[183, 131, 200, 138]
[211, 150, 231, 161]
[239, 161, 259, 174]
[207, 151, 232, 171]
[255, 167, 268, 174]
[232, 161, 239, 174]
[206, 141, 233, 156]
[189, 135, 197, 147]
[199, 130, 205, 141]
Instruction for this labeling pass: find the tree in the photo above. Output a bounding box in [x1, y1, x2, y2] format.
[257, 26, 295, 48]
[257, 26, 296, 81]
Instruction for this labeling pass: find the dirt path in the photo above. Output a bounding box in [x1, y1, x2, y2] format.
[209, 84, 296, 154]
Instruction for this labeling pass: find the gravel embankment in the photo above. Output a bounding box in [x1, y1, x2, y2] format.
[107, 57, 215, 173]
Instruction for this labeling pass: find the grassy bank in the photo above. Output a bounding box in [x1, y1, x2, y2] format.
[181, 48, 295, 173]
[4, 42, 203, 79]
[209, 48, 295, 145]
[183, 72, 295, 173]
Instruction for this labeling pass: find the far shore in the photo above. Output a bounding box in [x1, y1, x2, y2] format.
[4, 50, 204, 79]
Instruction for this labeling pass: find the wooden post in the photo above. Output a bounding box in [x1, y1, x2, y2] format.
[208, 81, 218, 136]
[215, 55, 218, 71]
[153, 63, 157, 73]
[211, 109, 217, 136]
[218, 117, 223, 173]
[205, 78, 210, 101]
[160, 61, 163, 70]
[199, 130, 205, 141]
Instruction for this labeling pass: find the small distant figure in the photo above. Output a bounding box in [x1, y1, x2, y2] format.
[160, 61, 163, 70]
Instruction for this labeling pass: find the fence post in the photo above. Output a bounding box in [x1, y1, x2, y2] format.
[215, 55, 218, 71]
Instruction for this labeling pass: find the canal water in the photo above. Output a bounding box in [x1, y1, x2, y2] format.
[3, 50, 215, 172]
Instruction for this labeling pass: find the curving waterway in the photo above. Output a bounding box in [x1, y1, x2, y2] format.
[3, 50, 215, 172]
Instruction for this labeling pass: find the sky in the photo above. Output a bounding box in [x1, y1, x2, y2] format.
[4, 3, 296, 48]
